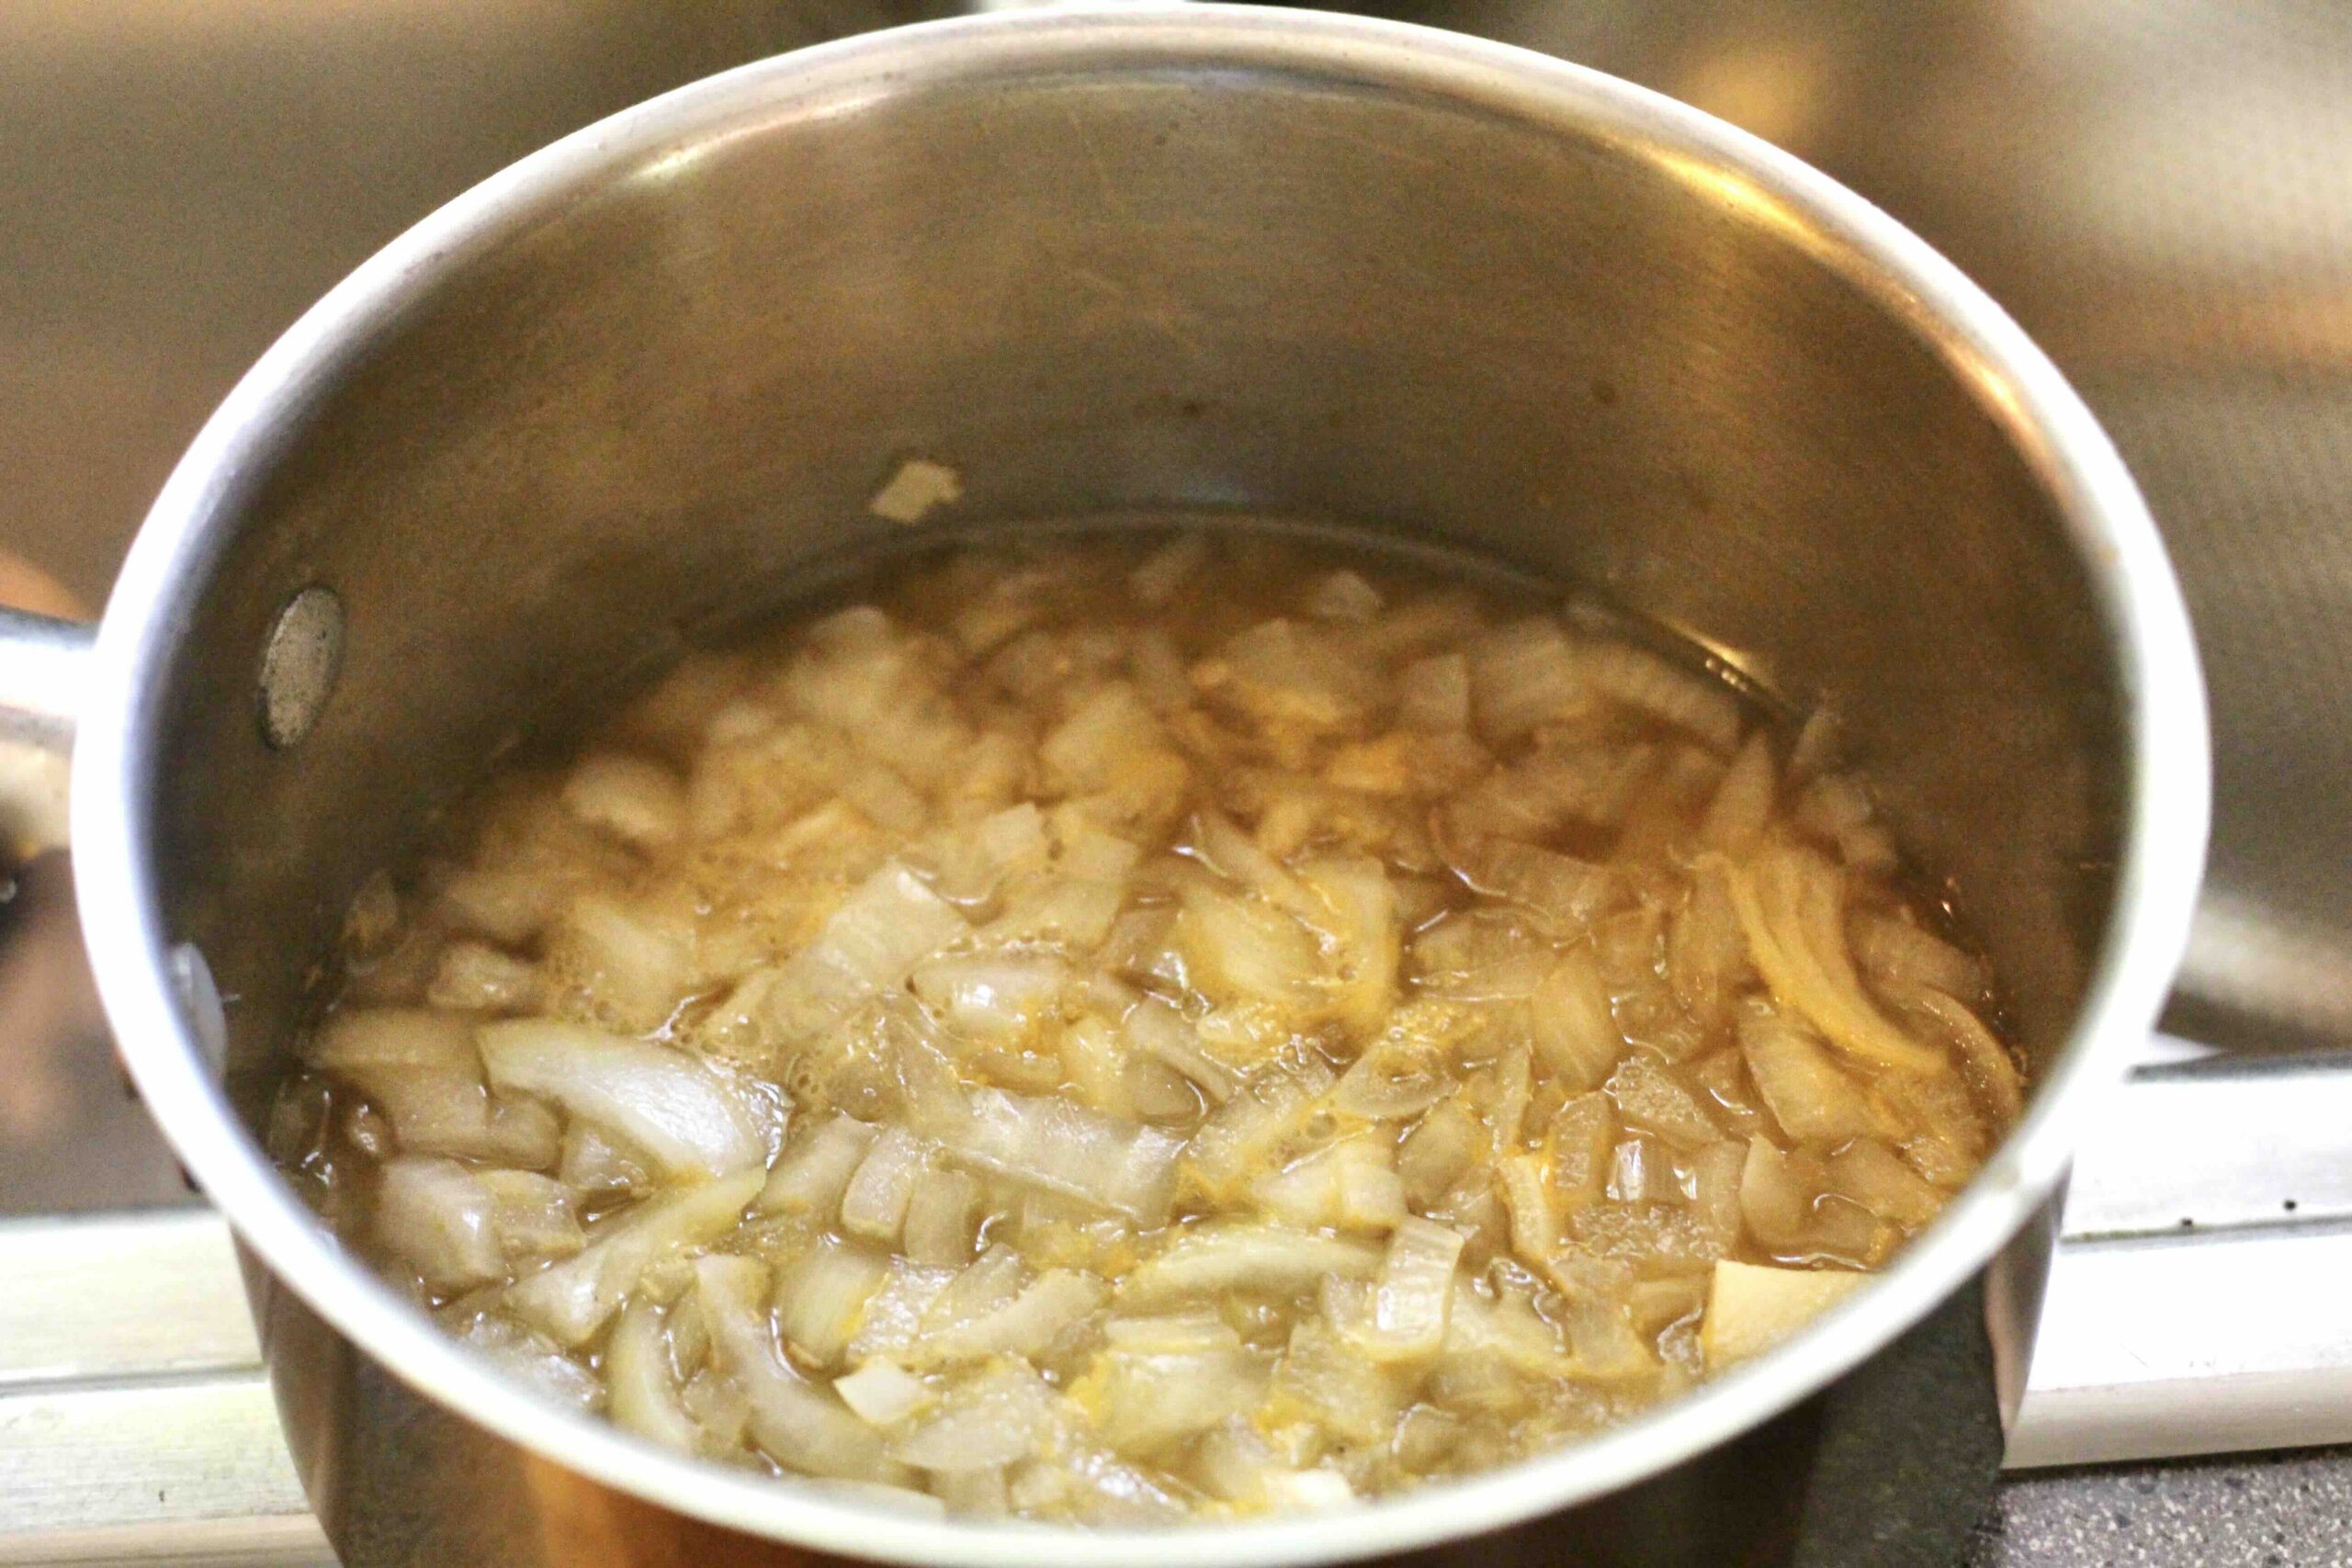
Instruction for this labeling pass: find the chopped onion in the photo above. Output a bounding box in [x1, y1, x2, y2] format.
[458, 1314, 605, 1413]
[892, 1360, 1063, 1472]
[900, 1168, 981, 1267]
[296, 538, 2021, 1521]
[1825, 1136, 1946, 1227]
[1077, 1343, 1267, 1453]
[1171, 872, 1322, 1012]
[1251, 1139, 1407, 1233]
[1738, 1007, 1889, 1144]
[375, 1157, 501, 1292]
[910, 953, 1068, 1044]
[607, 1298, 699, 1452]
[1445, 836, 1614, 939]
[1397, 652, 1471, 733]
[1602, 1054, 1721, 1152]
[1469, 618, 1591, 743]
[1297, 853, 1400, 1035]
[1717, 842, 1942, 1073]
[542, 893, 694, 1035]
[560, 751, 688, 849]
[846, 1259, 960, 1362]
[1908, 988, 2025, 1123]
[477, 1169, 583, 1262]
[1528, 946, 1623, 1092]
[761, 1112, 878, 1218]
[920, 1269, 1107, 1362]
[776, 1235, 892, 1367]
[504, 1168, 761, 1347]
[311, 1009, 558, 1166]
[1122, 996, 1235, 1104]
[426, 941, 545, 1015]
[920, 1087, 1182, 1224]
[1118, 1223, 1381, 1308]
[1182, 1058, 1337, 1201]
[1364, 1216, 1464, 1359]
[761, 862, 968, 1045]
[696, 1254, 904, 1483]
[478, 1019, 765, 1180]
[840, 1127, 927, 1244]
[1205, 618, 1379, 737]
[1548, 1092, 1617, 1211]
[1397, 1100, 1481, 1206]
[835, 1359, 935, 1427]
[1578, 641, 1743, 753]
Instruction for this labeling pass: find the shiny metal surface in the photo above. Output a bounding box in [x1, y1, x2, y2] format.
[0, 611, 93, 752]
[35, 6, 2199, 1563]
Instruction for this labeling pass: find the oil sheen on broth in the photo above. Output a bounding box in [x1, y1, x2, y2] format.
[271, 533, 2023, 1524]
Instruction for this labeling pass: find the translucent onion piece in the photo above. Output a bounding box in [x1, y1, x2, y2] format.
[310, 1009, 558, 1166]
[835, 1359, 935, 1427]
[476, 1169, 584, 1263]
[504, 1168, 761, 1347]
[775, 1236, 891, 1366]
[761, 1113, 879, 1218]
[426, 941, 545, 1015]
[1365, 1216, 1464, 1359]
[695, 1255, 905, 1483]
[1577, 640, 1743, 753]
[608, 1298, 699, 1453]
[900, 1168, 981, 1267]
[1298, 853, 1400, 1036]
[919, 1269, 1109, 1363]
[1738, 1008, 1890, 1144]
[840, 1127, 927, 1244]
[920, 1087, 1182, 1224]
[1468, 618, 1591, 743]
[1078, 1343, 1268, 1454]
[1717, 843, 1943, 1073]
[375, 1157, 501, 1292]
[1252, 1139, 1407, 1233]
[1910, 988, 2025, 1123]
[910, 953, 1068, 1044]
[477, 1019, 765, 1180]
[1119, 1223, 1382, 1309]
[892, 1361, 1063, 1472]
[1184, 1060, 1336, 1201]
[1122, 997, 1235, 1104]
[1604, 1049, 1723, 1152]
[762, 862, 968, 1045]
[1528, 947, 1623, 1092]
[1397, 652, 1471, 733]
[560, 752, 687, 849]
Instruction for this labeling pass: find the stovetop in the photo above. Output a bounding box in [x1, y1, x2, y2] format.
[3, 2, 2348, 1563]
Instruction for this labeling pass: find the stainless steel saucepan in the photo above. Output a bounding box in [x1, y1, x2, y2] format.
[0, 6, 2206, 1564]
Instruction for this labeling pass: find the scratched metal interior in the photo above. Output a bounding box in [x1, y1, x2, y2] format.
[1, 0, 2346, 1220]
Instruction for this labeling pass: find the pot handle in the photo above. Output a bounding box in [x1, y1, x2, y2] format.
[0, 605, 96, 856]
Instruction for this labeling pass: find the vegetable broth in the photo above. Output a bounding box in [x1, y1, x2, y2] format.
[273, 531, 2020, 1522]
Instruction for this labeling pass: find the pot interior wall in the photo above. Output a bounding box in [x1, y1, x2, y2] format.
[139, 38, 2123, 1134]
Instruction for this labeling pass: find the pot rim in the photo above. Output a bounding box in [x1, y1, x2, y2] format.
[74, 6, 2210, 1563]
